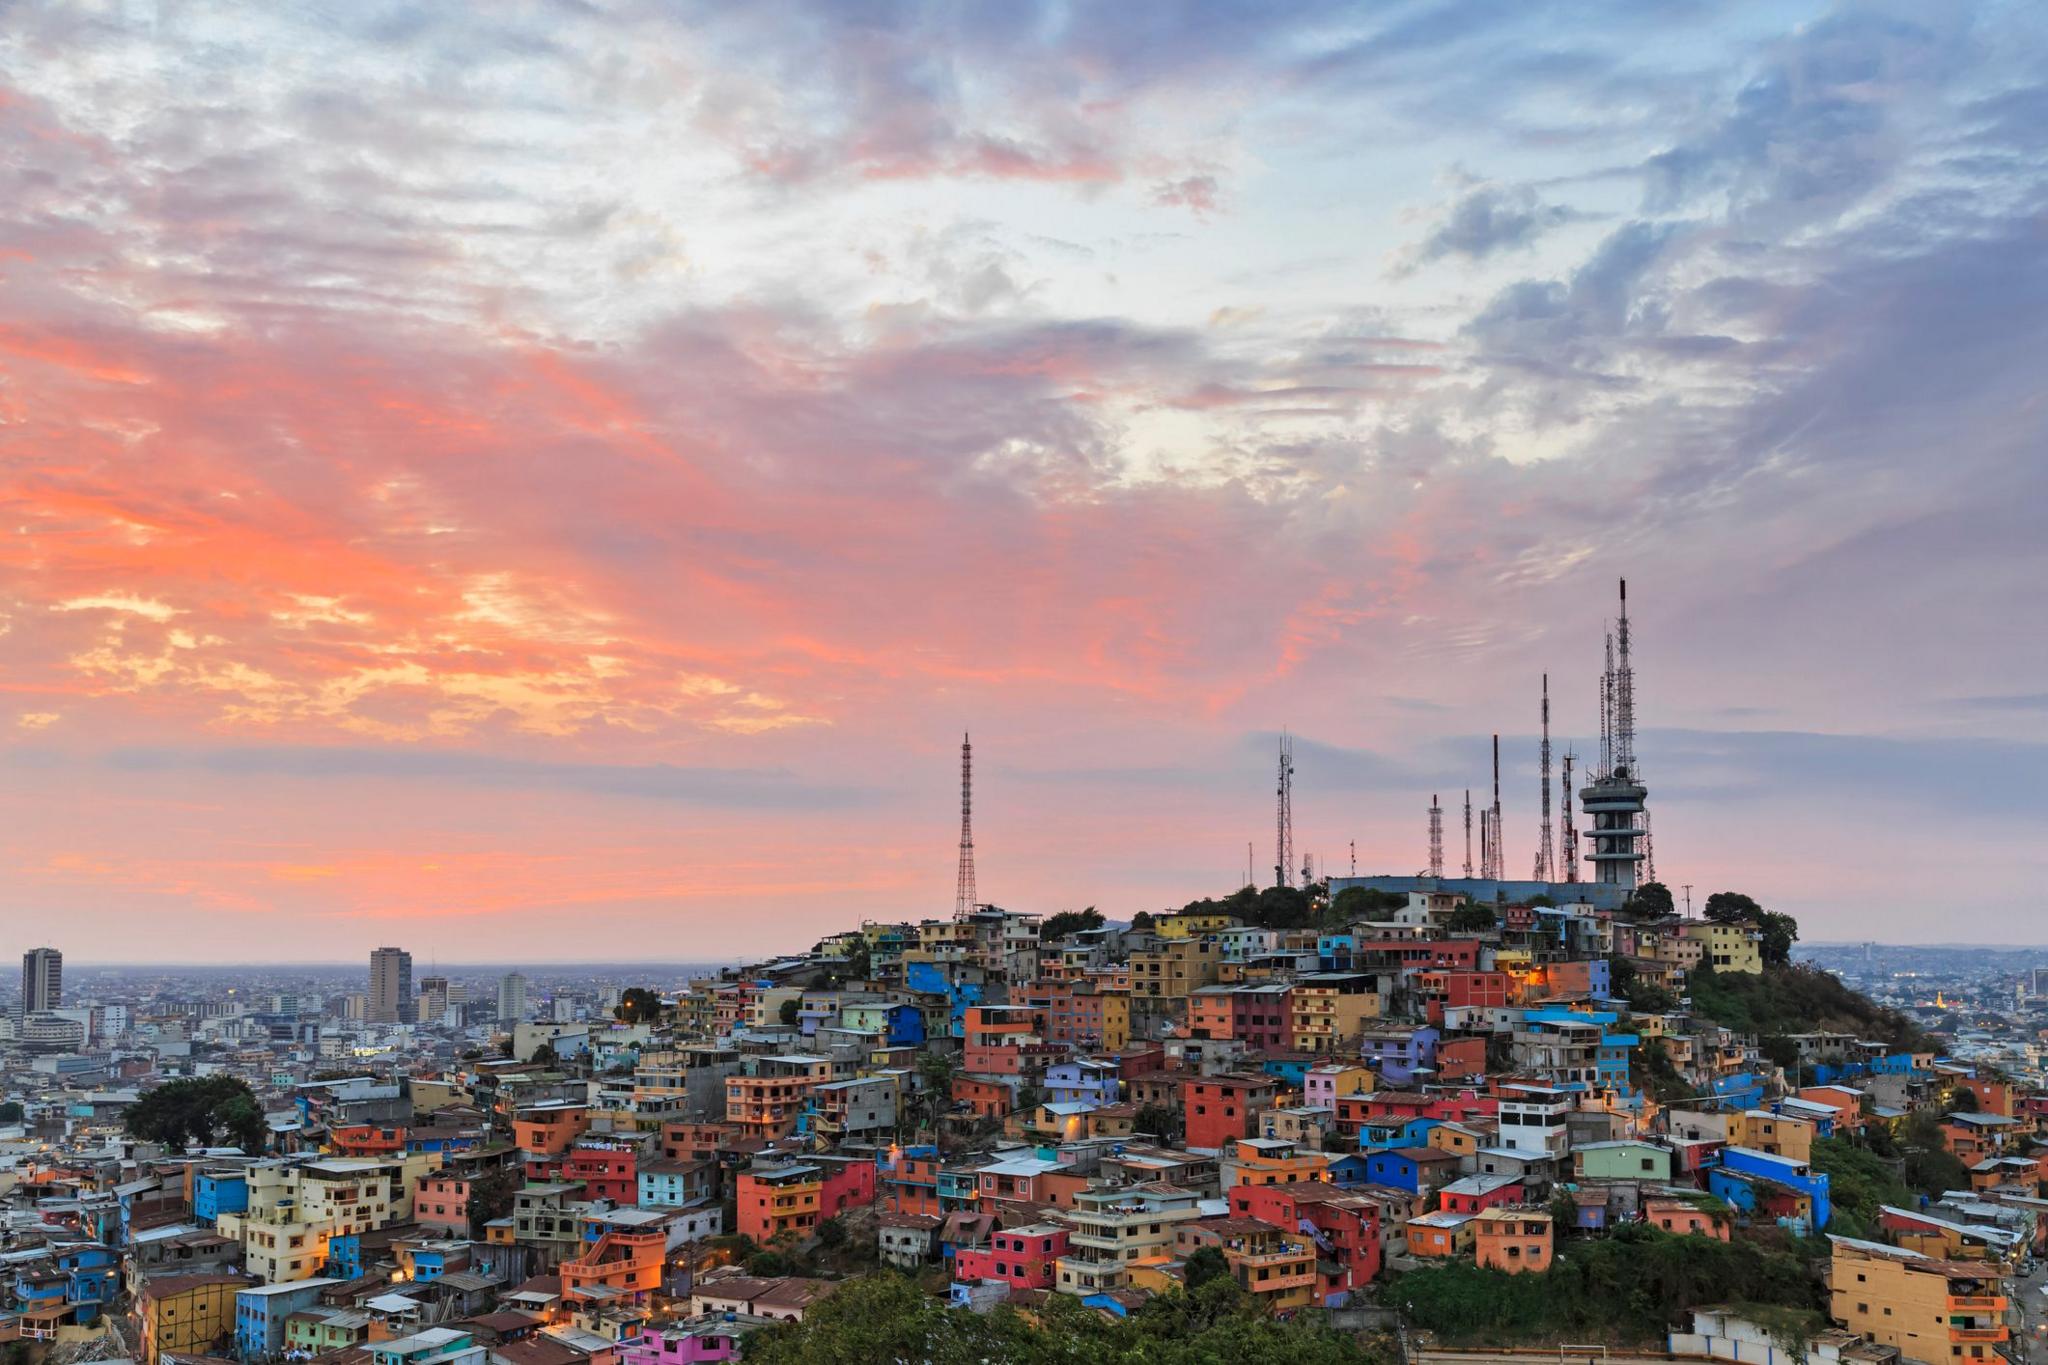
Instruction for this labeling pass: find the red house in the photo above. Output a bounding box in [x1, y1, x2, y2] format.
[1183, 1074, 1280, 1151]
[563, 1140, 641, 1205]
[951, 1223, 1069, 1290]
[1232, 1183, 1382, 1303]
[1437, 1174, 1525, 1214]
[816, 1154, 878, 1218]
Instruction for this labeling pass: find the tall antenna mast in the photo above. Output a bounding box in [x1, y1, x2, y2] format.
[1560, 750, 1578, 882]
[1462, 790, 1473, 878]
[953, 733, 977, 919]
[1489, 733, 1504, 880]
[1535, 675, 1554, 881]
[1428, 795, 1444, 879]
[1599, 631, 1615, 779]
[1274, 733, 1295, 889]
[1614, 578, 1637, 780]
[1641, 808, 1656, 884]
[1350, 840, 1357, 878]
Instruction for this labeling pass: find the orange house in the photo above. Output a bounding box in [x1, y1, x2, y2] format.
[952, 1075, 1015, 1119]
[329, 1125, 406, 1157]
[561, 1229, 665, 1305]
[513, 1102, 592, 1156]
[1408, 1210, 1474, 1259]
[737, 1161, 824, 1244]
[1643, 1197, 1730, 1240]
[1473, 1208, 1553, 1274]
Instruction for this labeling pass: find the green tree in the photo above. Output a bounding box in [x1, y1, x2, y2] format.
[915, 1051, 957, 1139]
[124, 1076, 268, 1154]
[466, 1165, 520, 1238]
[779, 997, 802, 1026]
[1039, 908, 1106, 940]
[1329, 885, 1407, 923]
[816, 1215, 848, 1250]
[1622, 881, 1675, 918]
[1182, 1245, 1231, 1292]
[1129, 910, 1156, 933]
[529, 1042, 560, 1068]
[1756, 911, 1800, 966]
[614, 987, 664, 1025]
[1445, 901, 1497, 933]
[0, 1101, 24, 1123]
[1133, 1104, 1179, 1140]
[1703, 891, 1764, 924]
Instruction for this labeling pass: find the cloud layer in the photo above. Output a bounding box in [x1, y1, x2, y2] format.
[2, 1, 2044, 957]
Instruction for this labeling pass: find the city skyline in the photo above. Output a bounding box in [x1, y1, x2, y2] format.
[2, 2, 2044, 960]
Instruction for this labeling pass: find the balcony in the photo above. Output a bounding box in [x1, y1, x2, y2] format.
[1947, 1295, 2007, 1312]
[1949, 1328, 2007, 1344]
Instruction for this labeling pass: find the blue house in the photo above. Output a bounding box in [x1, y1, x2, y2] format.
[1360, 1026, 1439, 1087]
[884, 1004, 926, 1048]
[1709, 1146, 1830, 1231]
[236, 1279, 342, 1359]
[1359, 1116, 1440, 1152]
[1317, 934, 1358, 973]
[1711, 1071, 1766, 1111]
[1260, 1056, 1314, 1089]
[194, 1170, 249, 1225]
[904, 962, 984, 1038]
[1361, 1146, 1451, 1194]
[13, 1245, 118, 1327]
[1044, 1060, 1121, 1106]
[1325, 1153, 1374, 1187]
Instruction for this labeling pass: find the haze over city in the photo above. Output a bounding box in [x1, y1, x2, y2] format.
[2, 1, 2044, 961]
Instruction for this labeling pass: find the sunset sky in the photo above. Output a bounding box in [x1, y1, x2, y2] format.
[2, 2, 2044, 961]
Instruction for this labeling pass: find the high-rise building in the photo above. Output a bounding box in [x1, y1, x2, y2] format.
[417, 975, 451, 1024]
[498, 972, 529, 1024]
[368, 947, 413, 1024]
[20, 947, 62, 1019]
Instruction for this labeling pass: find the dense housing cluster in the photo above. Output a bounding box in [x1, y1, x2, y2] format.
[1, 891, 2039, 1365]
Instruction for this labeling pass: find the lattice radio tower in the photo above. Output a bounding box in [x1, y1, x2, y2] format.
[1428, 795, 1444, 878]
[953, 733, 977, 919]
[1534, 674, 1555, 881]
[1462, 790, 1473, 878]
[1274, 733, 1295, 889]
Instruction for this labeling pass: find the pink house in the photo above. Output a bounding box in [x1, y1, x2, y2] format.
[951, 1222, 1069, 1290]
[623, 1321, 753, 1365]
[414, 1175, 470, 1235]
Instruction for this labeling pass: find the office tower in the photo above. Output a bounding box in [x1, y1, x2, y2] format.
[368, 946, 413, 1024]
[498, 972, 529, 1024]
[417, 975, 451, 1023]
[20, 947, 62, 1018]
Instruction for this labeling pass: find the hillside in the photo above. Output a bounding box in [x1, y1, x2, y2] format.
[1684, 962, 1928, 1054]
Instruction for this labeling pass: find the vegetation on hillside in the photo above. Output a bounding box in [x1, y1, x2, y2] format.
[1686, 963, 1927, 1053]
[739, 1272, 1390, 1365]
[1386, 1224, 1826, 1345]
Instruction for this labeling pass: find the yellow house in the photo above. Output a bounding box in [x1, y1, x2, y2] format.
[1428, 1121, 1488, 1161]
[1155, 912, 1240, 940]
[1682, 921, 1763, 974]
[1129, 937, 1221, 1004]
[1726, 1110, 1815, 1163]
[1291, 977, 1383, 1053]
[1830, 1237, 2008, 1363]
[138, 1273, 250, 1365]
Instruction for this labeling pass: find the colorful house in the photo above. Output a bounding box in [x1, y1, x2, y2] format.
[1472, 1208, 1553, 1274]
